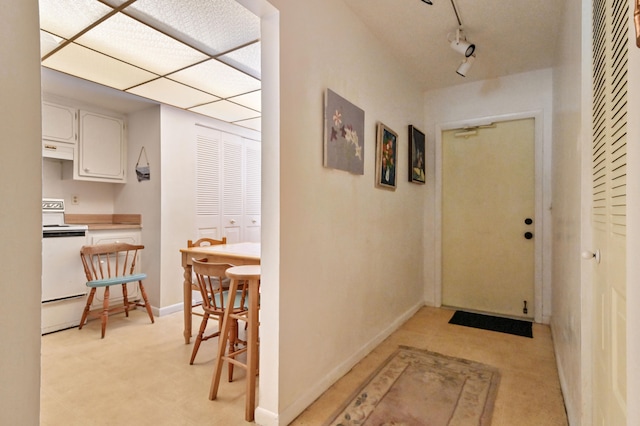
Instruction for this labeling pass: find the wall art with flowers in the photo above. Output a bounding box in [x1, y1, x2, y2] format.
[376, 122, 398, 190]
[323, 89, 365, 175]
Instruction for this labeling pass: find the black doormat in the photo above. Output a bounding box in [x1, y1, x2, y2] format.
[449, 310, 533, 338]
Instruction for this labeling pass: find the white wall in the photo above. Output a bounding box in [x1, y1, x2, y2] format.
[0, 2, 42, 424]
[550, 0, 586, 424]
[114, 106, 162, 307]
[257, 1, 426, 423]
[423, 69, 554, 323]
[43, 158, 116, 213]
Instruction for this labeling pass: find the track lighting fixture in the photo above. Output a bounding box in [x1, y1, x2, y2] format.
[420, 0, 433, 4]
[449, 28, 475, 57]
[456, 54, 475, 77]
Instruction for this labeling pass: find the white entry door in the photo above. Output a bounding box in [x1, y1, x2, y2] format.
[441, 118, 535, 318]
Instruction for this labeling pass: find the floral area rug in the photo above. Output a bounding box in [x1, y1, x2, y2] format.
[325, 346, 500, 426]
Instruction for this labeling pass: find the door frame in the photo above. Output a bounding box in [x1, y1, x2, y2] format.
[433, 110, 548, 323]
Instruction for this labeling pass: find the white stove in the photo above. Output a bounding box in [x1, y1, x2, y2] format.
[42, 198, 88, 233]
[42, 198, 89, 334]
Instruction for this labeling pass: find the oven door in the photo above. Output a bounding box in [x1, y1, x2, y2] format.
[42, 230, 89, 302]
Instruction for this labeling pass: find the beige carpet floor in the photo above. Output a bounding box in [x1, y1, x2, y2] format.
[41, 306, 568, 425]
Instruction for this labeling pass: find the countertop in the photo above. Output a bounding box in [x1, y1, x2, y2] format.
[65, 213, 142, 230]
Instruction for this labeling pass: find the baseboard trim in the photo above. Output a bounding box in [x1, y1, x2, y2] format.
[263, 301, 424, 426]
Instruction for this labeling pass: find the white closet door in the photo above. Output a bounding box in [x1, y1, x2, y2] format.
[590, 0, 627, 423]
[244, 139, 261, 242]
[222, 133, 243, 243]
[195, 127, 222, 239]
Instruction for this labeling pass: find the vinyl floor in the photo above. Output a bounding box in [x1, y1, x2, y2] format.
[40, 306, 568, 425]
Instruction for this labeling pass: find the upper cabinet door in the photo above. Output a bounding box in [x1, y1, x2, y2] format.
[42, 101, 77, 144]
[77, 110, 126, 182]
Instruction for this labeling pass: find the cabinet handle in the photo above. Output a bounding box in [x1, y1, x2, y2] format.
[252, 220, 257, 224]
[44, 144, 57, 150]
[84, 168, 90, 172]
[230, 219, 236, 224]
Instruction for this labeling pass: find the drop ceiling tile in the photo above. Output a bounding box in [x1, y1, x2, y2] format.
[42, 43, 158, 90]
[234, 117, 261, 133]
[40, 31, 65, 58]
[218, 42, 261, 79]
[39, 0, 113, 40]
[127, 78, 219, 109]
[76, 12, 208, 75]
[124, 0, 260, 56]
[169, 59, 261, 99]
[100, 0, 129, 6]
[190, 100, 260, 123]
[228, 90, 261, 112]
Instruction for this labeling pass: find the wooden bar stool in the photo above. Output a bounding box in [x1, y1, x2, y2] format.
[209, 265, 260, 422]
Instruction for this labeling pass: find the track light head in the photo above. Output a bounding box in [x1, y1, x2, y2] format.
[456, 54, 475, 77]
[451, 39, 475, 57]
[449, 28, 475, 57]
[420, 0, 433, 4]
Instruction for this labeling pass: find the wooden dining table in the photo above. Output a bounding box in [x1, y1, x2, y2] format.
[179, 242, 260, 344]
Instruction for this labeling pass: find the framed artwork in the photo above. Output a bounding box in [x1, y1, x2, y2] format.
[324, 89, 365, 175]
[375, 122, 398, 190]
[635, 0, 640, 48]
[409, 125, 426, 184]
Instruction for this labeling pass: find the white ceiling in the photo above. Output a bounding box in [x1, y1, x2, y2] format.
[343, 0, 564, 91]
[40, 0, 564, 127]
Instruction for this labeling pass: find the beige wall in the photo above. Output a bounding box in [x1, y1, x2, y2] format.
[550, 0, 587, 424]
[257, 0, 427, 423]
[0, 1, 42, 424]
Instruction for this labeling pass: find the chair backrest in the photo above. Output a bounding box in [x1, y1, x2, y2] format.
[80, 243, 144, 282]
[192, 258, 238, 312]
[187, 237, 227, 248]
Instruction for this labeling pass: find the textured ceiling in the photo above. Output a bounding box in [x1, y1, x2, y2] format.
[344, 0, 565, 91]
[40, 1, 565, 127]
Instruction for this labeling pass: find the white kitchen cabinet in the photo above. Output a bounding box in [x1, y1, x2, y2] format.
[75, 110, 126, 182]
[87, 229, 142, 309]
[195, 127, 261, 243]
[42, 101, 77, 160]
[42, 96, 128, 183]
[88, 229, 140, 245]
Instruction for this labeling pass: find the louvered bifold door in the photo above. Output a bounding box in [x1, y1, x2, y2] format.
[591, 0, 627, 424]
[196, 128, 222, 239]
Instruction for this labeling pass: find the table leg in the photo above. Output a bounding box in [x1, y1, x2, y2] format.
[245, 278, 259, 421]
[183, 264, 193, 344]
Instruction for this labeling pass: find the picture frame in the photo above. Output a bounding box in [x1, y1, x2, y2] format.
[375, 122, 398, 190]
[635, 0, 640, 48]
[323, 88, 365, 175]
[408, 125, 426, 184]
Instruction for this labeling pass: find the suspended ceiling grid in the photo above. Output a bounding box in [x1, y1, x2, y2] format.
[39, 0, 262, 132]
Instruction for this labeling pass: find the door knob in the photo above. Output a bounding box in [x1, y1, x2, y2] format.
[524, 232, 533, 239]
[581, 249, 601, 264]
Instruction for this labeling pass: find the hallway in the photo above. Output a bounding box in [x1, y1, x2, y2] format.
[41, 306, 567, 425]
